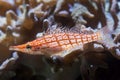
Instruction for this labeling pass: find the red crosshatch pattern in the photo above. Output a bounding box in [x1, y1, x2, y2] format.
[9, 32, 101, 54]
[30, 32, 101, 51]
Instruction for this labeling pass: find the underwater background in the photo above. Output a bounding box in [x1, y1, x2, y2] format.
[0, 0, 120, 80]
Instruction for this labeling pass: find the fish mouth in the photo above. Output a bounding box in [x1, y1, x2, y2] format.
[9, 45, 42, 54]
[9, 46, 32, 54]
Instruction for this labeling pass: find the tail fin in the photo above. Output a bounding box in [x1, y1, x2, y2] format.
[99, 26, 120, 59]
[99, 26, 114, 47]
[100, 26, 114, 35]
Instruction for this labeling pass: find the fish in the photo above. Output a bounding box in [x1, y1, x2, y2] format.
[9, 26, 114, 58]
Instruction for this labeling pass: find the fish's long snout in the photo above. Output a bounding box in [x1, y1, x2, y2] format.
[9, 45, 23, 52]
[9, 43, 27, 51]
[9, 46, 18, 51]
[9, 45, 25, 53]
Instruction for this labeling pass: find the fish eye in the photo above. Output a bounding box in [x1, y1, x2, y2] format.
[26, 45, 32, 49]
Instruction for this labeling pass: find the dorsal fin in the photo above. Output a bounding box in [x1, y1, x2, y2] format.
[44, 24, 95, 35]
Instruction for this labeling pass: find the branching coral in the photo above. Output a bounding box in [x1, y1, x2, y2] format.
[0, 0, 120, 80]
[0, 30, 6, 43]
[29, 0, 56, 19]
[109, 0, 119, 30]
[0, 3, 34, 46]
[0, 0, 14, 16]
[0, 52, 18, 70]
[71, 3, 94, 25]
[54, 0, 64, 13]
[28, 3, 48, 19]
[0, 52, 18, 80]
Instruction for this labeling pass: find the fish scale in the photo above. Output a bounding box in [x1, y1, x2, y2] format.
[10, 26, 120, 60]
[9, 31, 101, 56]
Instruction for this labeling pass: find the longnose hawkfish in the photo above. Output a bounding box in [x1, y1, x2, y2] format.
[9, 26, 117, 58]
